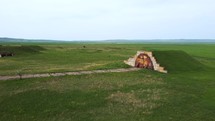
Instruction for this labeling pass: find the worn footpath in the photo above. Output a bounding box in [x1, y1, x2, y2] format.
[0, 68, 141, 81]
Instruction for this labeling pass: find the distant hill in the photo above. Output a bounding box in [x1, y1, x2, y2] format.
[0, 37, 215, 43]
[105, 39, 215, 43]
[0, 37, 25, 42]
[0, 37, 62, 43]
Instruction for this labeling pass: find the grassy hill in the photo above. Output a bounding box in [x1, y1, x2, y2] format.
[153, 50, 207, 73]
[0, 45, 46, 55]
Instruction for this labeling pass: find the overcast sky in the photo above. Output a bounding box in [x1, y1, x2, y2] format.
[0, 0, 215, 40]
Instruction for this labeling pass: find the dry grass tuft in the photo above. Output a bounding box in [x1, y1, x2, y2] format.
[106, 88, 166, 114]
[107, 91, 143, 107]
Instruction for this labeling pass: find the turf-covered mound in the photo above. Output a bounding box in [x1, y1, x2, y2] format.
[0, 45, 45, 55]
[153, 50, 207, 73]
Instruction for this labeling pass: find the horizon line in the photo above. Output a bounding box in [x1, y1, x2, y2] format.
[1, 37, 215, 42]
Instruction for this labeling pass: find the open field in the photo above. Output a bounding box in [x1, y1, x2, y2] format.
[0, 43, 214, 75]
[0, 43, 215, 121]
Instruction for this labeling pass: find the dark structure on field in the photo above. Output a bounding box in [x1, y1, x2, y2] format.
[0, 52, 14, 57]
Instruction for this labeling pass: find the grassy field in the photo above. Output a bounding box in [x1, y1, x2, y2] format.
[0, 43, 214, 75]
[0, 43, 215, 121]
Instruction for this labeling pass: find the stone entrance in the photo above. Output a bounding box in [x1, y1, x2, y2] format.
[124, 51, 167, 73]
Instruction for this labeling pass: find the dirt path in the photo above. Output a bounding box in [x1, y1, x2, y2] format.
[0, 68, 141, 81]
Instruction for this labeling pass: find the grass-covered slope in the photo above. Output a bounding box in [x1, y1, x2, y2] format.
[0, 45, 45, 55]
[153, 50, 207, 73]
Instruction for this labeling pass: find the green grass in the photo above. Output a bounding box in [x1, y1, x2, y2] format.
[0, 43, 215, 121]
[153, 50, 208, 73]
[0, 70, 166, 121]
[1, 44, 214, 75]
[0, 44, 133, 75]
